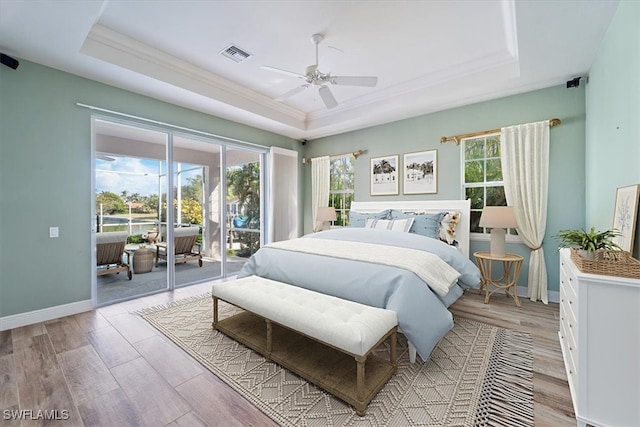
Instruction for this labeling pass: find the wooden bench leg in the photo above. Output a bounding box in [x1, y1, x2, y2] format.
[266, 319, 272, 356]
[390, 328, 397, 367]
[355, 355, 366, 416]
[212, 297, 219, 329]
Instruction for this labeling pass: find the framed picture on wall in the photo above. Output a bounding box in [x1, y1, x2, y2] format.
[403, 150, 437, 194]
[612, 184, 640, 253]
[613, 184, 640, 252]
[370, 155, 399, 195]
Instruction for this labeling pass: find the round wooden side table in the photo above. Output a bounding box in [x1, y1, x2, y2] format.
[473, 251, 524, 307]
[132, 247, 154, 274]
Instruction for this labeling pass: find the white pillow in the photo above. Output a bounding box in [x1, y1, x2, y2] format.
[365, 217, 414, 233]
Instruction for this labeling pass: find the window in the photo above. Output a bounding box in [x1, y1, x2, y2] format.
[462, 134, 516, 236]
[329, 154, 355, 226]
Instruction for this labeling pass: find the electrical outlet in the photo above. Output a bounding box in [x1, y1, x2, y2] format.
[49, 227, 59, 238]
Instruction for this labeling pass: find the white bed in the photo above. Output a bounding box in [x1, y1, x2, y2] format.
[238, 199, 481, 362]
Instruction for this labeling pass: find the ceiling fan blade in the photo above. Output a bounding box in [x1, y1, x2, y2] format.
[260, 65, 305, 79]
[331, 76, 378, 87]
[275, 85, 308, 101]
[318, 86, 338, 109]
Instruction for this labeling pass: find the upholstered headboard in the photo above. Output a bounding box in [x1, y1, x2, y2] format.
[349, 200, 471, 258]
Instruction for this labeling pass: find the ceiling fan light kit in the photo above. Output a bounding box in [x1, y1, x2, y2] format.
[262, 33, 378, 109]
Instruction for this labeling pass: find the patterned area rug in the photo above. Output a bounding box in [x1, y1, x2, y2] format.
[139, 296, 534, 426]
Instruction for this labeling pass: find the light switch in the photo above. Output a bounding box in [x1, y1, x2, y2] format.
[49, 227, 59, 238]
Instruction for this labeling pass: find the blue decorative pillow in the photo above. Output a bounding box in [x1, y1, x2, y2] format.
[389, 210, 445, 240]
[348, 210, 390, 227]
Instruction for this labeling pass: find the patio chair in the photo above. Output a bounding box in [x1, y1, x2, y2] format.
[155, 227, 203, 267]
[96, 231, 132, 280]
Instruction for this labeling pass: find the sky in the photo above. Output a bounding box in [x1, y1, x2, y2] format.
[96, 156, 165, 197]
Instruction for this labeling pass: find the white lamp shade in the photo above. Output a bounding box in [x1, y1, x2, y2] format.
[479, 206, 517, 257]
[479, 206, 517, 229]
[316, 207, 337, 222]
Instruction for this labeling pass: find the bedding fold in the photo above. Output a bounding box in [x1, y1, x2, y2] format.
[266, 238, 460, 297]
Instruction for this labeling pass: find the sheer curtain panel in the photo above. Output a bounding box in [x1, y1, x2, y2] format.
[311, 156, 330, 232]
[269, 147, 299, 242]
[500, 120, 550, 303]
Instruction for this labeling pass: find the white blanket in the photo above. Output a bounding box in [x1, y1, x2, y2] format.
[266, 238, 460, 297]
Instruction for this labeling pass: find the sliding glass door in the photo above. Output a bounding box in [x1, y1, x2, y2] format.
[225, 147, 264, 276]
[93, 118, 267, 306]
[94, 119, 169, 305]
[171, 134, 223, 287]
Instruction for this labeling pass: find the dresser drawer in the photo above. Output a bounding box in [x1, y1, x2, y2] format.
[560, 284, 579, 338]
[560, 264, 579, 312]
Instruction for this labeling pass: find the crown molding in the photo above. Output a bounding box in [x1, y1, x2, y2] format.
[81, 24, 307, 130]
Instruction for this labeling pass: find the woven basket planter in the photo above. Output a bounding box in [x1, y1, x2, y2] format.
[570, 248, 640, 279]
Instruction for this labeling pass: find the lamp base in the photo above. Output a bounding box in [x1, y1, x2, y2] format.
[489, 228, 507, 258]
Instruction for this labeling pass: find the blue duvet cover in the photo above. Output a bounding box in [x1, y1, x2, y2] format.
[237, 228, 481, 361]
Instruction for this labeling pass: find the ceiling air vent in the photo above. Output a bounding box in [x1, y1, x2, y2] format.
[220, 44, 252, 63]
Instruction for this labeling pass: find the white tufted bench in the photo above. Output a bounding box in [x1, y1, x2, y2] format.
[211, 275, 398, 416]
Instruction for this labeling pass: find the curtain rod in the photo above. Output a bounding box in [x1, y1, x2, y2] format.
[440, 118, 561, 146]
[303, 150, 365, 165]
[331, 149, 365, 160]
[76, 102, 269, 149]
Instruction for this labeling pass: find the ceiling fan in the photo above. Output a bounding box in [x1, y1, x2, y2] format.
[261, 34, 378, 109]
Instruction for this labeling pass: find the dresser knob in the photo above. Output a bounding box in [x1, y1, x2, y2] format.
[569, 324, 572, 328]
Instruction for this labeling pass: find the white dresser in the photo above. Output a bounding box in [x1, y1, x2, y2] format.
[559, 248, 640, 427]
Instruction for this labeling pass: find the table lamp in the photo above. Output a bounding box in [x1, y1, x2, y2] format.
[479, 206, 518, 257]
[316, 207, 337, 231]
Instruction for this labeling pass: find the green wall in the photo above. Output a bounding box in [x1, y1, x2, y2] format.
[0, 59, 297, 318]
[303, 85, 587, 294]
[586, 0, 640, 258]
[4, 0, 634, 318]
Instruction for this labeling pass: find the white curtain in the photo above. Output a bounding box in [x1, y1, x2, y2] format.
[500, 120, 550, 304]
[268, 147, 299, 243]
[311, 156, 330, 232]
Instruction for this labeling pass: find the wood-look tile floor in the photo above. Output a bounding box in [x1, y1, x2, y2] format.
[0, 283, 575, 426]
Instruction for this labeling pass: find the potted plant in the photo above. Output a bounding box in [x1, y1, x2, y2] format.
[553, 227, 621, 259]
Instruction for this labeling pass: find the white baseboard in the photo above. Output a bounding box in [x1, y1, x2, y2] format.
[0, 299, 93, 331]
[516, 285, 560, 304]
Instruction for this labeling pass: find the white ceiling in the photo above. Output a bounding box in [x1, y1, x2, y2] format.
[0, 0, 619, 140]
